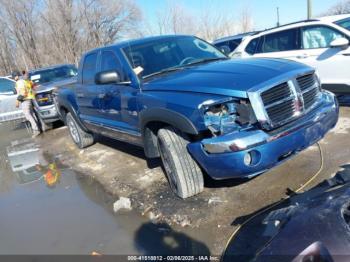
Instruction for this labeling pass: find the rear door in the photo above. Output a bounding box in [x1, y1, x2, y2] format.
[0, 78, 24, 122]
[297, 25, 350, 90]
[252, 28, 302, 60]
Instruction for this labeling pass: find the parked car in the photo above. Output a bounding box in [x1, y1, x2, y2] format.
[0, 77, 24, 122]
[231, 17, 350, 94]
[56, 35, 338, 198]
[213, 32, 256, 54]
[29, 64, 77, 130]
[223, 165, 350, 262]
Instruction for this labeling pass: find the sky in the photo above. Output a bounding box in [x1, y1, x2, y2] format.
[136, 0, 340, 31]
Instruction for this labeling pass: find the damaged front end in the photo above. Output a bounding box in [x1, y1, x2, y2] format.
[200, 98, 257, 137]
[187, 91, 338, 180]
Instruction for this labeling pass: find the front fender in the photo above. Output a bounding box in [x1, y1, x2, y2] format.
[139, 107, 199, 135]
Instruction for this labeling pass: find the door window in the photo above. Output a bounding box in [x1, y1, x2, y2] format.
[245, 37, 260, 54]
[258, 29, 299, 53]
[301, 26, 344, 49]
[100, 51, 126, 81]
[82, 53, 97, 84]
[0, 78, 15, 94]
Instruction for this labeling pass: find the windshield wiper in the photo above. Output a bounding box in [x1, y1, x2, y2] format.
[143, 57, 229, 79]
[143, 66, 185, 79]
[185, 57, 229, 66]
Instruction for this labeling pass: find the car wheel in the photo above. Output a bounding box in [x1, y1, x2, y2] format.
[157, 126, 204, 199]
[66, 112, 94, 148]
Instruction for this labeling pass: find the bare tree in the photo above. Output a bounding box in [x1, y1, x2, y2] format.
[197, 7, 238, 41]
[238, 7, 254, 33]
[0, 0, 42, 69]
[79, 0, 142, 49]
[40, 0, 81, 65]
[322, 0, 350, 15]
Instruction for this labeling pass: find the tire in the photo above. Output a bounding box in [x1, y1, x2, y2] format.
[66, 112, 94, 148]
[38, 116, 53, 132]
[157, 126, 204, 199]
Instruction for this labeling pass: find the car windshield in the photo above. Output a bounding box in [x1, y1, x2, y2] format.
[335, 17, 350, 31]
[29, 66, 77, 85]
[122, 36, 226, 79]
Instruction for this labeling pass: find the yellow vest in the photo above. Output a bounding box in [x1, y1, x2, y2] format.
[16, 79, 35, 100]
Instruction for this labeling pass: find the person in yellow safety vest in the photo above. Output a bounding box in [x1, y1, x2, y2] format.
[12, 70, 41, 138]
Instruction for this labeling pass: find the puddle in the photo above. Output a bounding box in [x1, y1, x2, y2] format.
[0, 122, 210, 255]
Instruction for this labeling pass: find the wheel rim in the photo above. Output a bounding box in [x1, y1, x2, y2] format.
[158, 139, 178, 192]
[68, 117, 80, 144]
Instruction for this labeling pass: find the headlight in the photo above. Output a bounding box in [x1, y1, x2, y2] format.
[200, 98, 255, 136]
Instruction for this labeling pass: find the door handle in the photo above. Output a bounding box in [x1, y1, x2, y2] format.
[99, 90, 120, 99]
[296, 54, 309, 59]
[77, 93, 85, 98]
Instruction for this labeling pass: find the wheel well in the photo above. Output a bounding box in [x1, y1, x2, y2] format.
[143, 121, 167, 158]
[59, 106, 68, 120]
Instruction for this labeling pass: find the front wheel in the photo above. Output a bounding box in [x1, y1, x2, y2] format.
[157, 126, 204, 199]
[66, 112, 94, 148]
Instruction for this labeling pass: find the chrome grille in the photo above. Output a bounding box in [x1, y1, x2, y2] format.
[261, 82, 291, 106]
[261, 82, 296, 127]
[36, 92, 54, 107]
[265, 99, 296, 124]
[297, 74, 319, 110]
[257, 72, 320, 130]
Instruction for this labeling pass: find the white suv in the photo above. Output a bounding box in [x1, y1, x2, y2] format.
[0, 77, 24, 122]
[232, 14, 350, 94]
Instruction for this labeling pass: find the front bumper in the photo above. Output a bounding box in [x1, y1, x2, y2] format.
[187, 91, 339, 180]
[33, 103, 59, 123]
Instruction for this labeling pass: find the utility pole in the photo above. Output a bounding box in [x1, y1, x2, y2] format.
[276, 7, 280, 27]
[307, 0, 312, 19]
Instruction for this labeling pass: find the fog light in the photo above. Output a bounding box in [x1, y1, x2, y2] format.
[244, 150, 261, 166]
[244, 152, 252, 166]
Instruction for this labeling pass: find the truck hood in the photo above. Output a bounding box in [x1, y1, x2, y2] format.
[142, 58, 311, 98]
[35, 76, 77, 94]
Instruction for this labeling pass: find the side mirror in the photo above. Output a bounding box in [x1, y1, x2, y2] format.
[95, 70, 120, 85]
[330, 37, 349, 49]
[220, 45, 231, 56]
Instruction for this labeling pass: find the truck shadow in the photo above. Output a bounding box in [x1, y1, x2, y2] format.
[96, 133, 252, 189]
[95, 134, 162, 169]
[134, 222, 211, 256]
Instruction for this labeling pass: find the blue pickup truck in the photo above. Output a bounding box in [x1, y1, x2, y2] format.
[56, 35, 339, 198]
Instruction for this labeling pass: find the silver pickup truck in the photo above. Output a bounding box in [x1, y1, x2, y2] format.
[29, 64, 77, 130]
[0, 64, 77, 130]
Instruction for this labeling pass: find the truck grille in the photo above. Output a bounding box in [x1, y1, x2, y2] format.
[258, 72, 319, 129]
[261, 83, 296, 124]
[297, 74, 318, 110]
[36, 92, 54, 107]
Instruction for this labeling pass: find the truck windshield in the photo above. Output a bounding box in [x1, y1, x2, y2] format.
[122, 36, 227, 79]
[335, 17, 350, 31]
[29, 66, 78, 85]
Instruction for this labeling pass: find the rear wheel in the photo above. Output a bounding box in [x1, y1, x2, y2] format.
[66, 112, 94, 148]
[157, 126, 204, 199]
